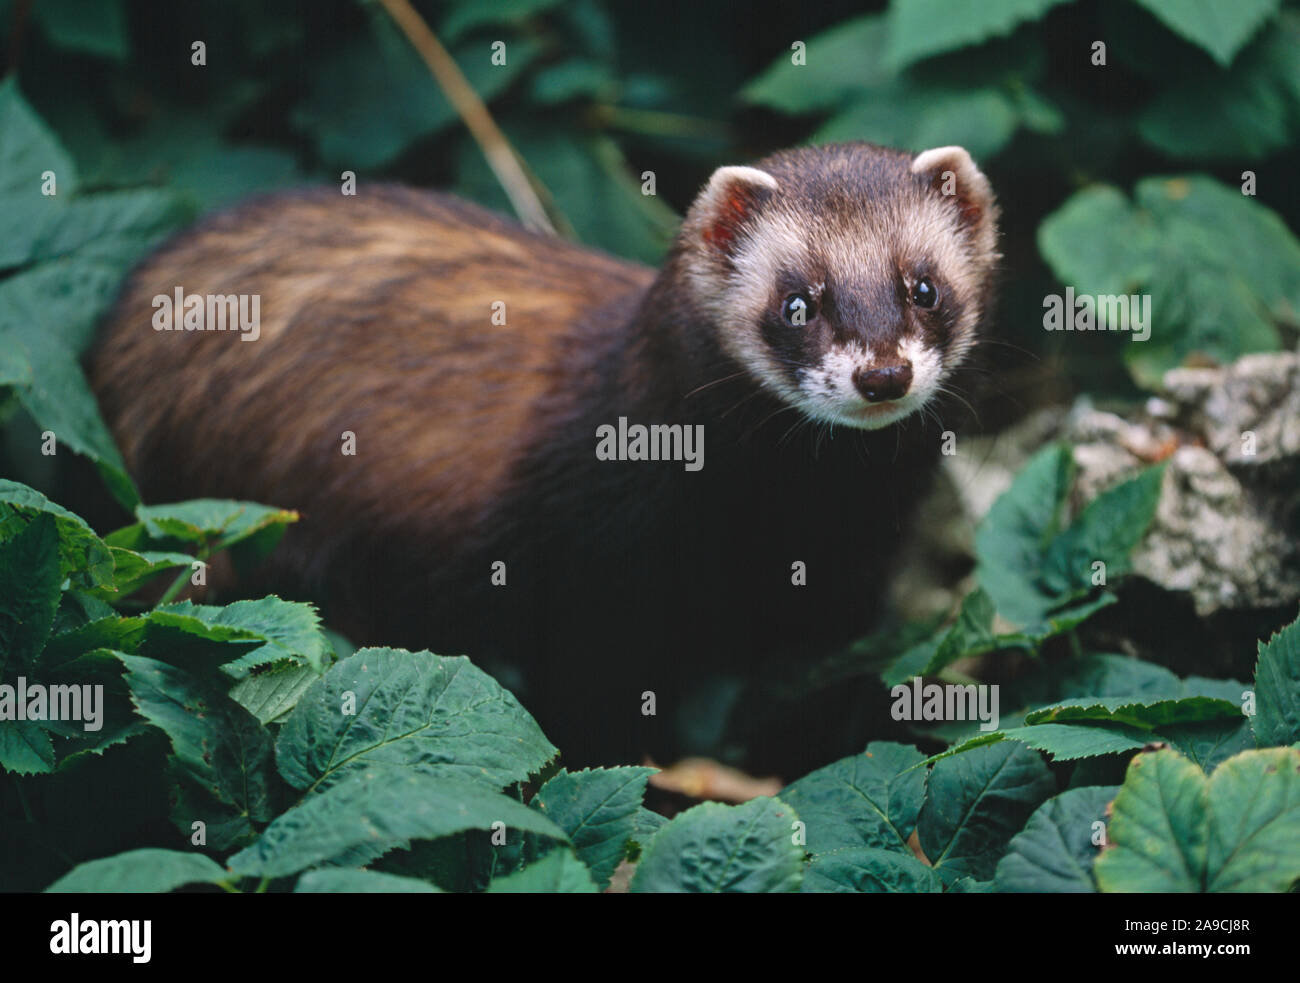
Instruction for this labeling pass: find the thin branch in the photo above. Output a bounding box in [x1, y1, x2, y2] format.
[375, 0, 557, 235]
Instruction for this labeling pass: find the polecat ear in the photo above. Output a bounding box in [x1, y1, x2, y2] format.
[911, 146, 996, 248]
[694, 165, 779, 255]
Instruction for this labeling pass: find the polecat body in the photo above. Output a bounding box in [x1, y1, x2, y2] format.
[90, 142, 998, 765]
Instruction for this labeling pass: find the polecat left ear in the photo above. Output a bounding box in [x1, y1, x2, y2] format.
[911, 146, 997, 252]
[692, 165, 779, 256]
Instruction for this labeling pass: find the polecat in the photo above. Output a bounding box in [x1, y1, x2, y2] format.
[89, 142, 999, 766]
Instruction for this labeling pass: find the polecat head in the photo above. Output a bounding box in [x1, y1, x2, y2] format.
[679, 142, 999, 429]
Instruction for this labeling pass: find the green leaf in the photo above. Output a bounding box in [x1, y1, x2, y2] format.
[1252, 610, 1300, 746]
[117, 653, 285, 847]
[1056, 652, 1184, 699]
[945, 723, 1152, 762]
[1040, 464, 1166, 601]
[295, 11, 541, 168]
[1137, 15, 1300, 159]
[227, 767, 567, 879]
[229, 663, 323, 725]
[276, 648, 555, 794]
[1094, 748, 1208, 891]
[803, 847, 942, 893]
[814, 86, 1019, 162]
[1204, 747, 1300, 891]
[31, 0, 129, 61]
[45, 848, 231, 893]
[0, 720, 57, 774]
[920, 588, 999, 675]
[974, 443, 1074, 625]
[0, 481, 114, 591]
[1039, 176, 1299, 387]
[630, 797, 804, 893]
[778, 741, 928, 855]
[133, 499, 298, 551]
[1098, 747, 1300, 892]
[531, 767, 654, 890]
[916, 741, 1055, 882]
[994, 785, 1118, 892]
[1130, 0, 1279, 67]
[487, 848, 600, 893]
[885, 0, 1075, 70]
[0, 512, 62, 670]
[741, 16, 892, 113]
[153, 598, 328, 677]
[295, 868, 443, 893]
[1162, 719, 1256, 773]
[1026, 695, 1243, 730]
[90, 548, 194, 602]
[0, 77, 77, 235]
[441, 0, 566, 41]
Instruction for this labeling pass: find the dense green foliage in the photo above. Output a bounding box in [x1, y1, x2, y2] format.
[2, 0, 1299, 892]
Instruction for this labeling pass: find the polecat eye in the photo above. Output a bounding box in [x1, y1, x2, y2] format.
[782, 292, 815, 326]
[911, 277, 938, 309]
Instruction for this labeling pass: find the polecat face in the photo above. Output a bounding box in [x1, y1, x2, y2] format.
[681, 142, 999, 430]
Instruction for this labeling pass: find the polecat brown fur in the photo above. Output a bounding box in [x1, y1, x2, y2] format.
[90, 142, 999, 766]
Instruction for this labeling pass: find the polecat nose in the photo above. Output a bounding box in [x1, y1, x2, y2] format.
[853, 363, 913, 402]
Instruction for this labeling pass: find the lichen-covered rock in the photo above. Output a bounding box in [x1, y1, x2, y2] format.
[940, 348, 1300, 618]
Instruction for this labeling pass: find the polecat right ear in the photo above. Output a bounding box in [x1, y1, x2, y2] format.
[693, 165, 779, 256]
[911, 146, 997, 252]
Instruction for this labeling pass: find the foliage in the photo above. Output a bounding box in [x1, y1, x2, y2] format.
[2, 0, 1299, 893]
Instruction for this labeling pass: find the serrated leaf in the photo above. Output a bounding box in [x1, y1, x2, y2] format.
[974, 443, 1074, 625]
[803, 846, 942, 893]
[532, 767, 654, 890]
[994, 785, 1118, 892]
[741, 15, 892, 113]
[0, 720, 56, 774]
[229, 663, 322, 725]
[885, 0, 1074, 70]
[1026, 695, 1243, 729]
[0, 512, 62, 670]
[153, 597, 327, 676]
[1163, 719, 1256, 773]
[779, 741, 927, 855]
[1094, 748, 1208, 891]
[1137, 14, 1300, 158]
[117, 653, 285, 846]
[89, 548, 194, 601]
[276, 648, 555, 794]
[944, 723, 1152, 762]
[1040, 464, 1165, 601]
[1252, 610, 1300, 746]
[630, 797, 804, 893]
[0, 480, 114, 590]
[1204, 747, 1300, 891]
[45, 848, 231, 892]
[1130, 0, 1279, 67]
[1039, 176, 1298, 387]
[295, 868, 443, 893]
[295, 11, 541, 168]
[133, 499, 298, 550]
[227, 767, 567, 879]
[1098, 746, 1300, 892]
[916, 741, 1055, 882]
[487, 848, 599, 893]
